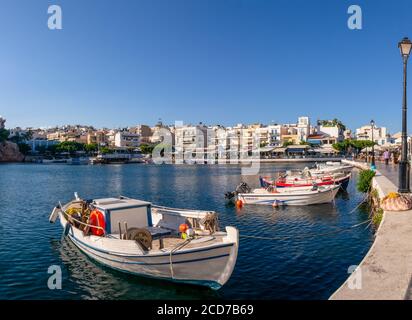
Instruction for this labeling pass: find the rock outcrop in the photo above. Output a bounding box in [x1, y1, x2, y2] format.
[0, 141, 24, 162]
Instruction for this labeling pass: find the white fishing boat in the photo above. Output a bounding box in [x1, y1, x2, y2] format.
[310, 162, 353, 175]
[226, 183, 339, 206]
[49, 194, 239, 290]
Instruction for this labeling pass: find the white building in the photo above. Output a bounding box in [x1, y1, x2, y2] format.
[317, 120, 345, 143]
[355, 124, 389, 145]
[114, 131, 140, 148]
[174, 124, 208, 161]
[297, 116, 311, 142]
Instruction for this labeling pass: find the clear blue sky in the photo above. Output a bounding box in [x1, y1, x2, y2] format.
[1, 0, 412, 133]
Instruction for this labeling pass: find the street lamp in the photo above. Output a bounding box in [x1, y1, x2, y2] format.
[398, 37, 412, 193]
[370, 120, 375, 168]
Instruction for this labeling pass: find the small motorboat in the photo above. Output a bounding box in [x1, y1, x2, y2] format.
[226, 183, 340, 206]
[49, 194, 239, 290]
[309, 162, 353, 175]
[273, 172, 351, 190]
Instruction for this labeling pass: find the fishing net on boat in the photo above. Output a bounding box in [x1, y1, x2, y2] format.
[200, 213, 220, 234]
[65, 201, 91, 230]
[381, 192, 412, 211]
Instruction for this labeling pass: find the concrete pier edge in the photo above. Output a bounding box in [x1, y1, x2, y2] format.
[330, 159, 412, 300]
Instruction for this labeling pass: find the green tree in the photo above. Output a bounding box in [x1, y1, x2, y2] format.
[100, 147, 111, 154]
[140, 144, 155, 154]
[17, 143, 31, 155]
[84, 143, 98, 154]
[350, 140, 375, 154]
[0, 129, 9, 143]
[55, 141, 85, 154]
[282, 141, 293, 148]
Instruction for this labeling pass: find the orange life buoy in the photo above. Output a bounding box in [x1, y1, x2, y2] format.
[89, 209, 105, 236]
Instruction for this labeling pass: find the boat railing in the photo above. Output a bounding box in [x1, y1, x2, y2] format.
[61, 208, 106, 236]
[152, 205, 215, 219]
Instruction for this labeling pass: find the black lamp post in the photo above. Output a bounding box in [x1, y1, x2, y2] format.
[370, 120, 375, 168]
[398, 37, 412, 193]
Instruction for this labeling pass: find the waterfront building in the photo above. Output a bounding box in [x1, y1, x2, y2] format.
[174, 124, 208, 162]
[355, 124, 390, 145]
[130, 125, 152, 144]
[307, 133, 338, 146]
[280, 124, 299, 145]
[27, 139, 59, 152]
[205, 125, 228, 162]
[150, 121, 174, 144]
[8, 127, 27, 139]
[267, 124, 282, 146]
[297, 116, 311, 142]
[226, 124, 244, 160]
[241, 124, 262, 154]
[87, 130, 108, 146]
[317, 120, 345, 143]
[344, 129, 353, 140]
[114, 131, 140, 148]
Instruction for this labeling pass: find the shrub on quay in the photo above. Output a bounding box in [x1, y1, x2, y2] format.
[357, 169, 376, 193]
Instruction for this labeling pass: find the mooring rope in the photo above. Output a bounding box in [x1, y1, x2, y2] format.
[239, 190, 373, 242]
[239, 218, 372, 241]
[169, 239, 191, 279]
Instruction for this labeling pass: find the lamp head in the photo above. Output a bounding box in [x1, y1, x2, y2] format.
[399, 37, 412, 59]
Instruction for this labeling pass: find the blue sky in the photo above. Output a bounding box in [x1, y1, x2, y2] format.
[1, 0, 412, 133]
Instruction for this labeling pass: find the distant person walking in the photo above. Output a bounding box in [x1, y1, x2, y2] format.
[383, 150, 390, 165]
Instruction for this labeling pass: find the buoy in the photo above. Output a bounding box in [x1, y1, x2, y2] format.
[179, 223, 189, 233]
[235, 199, 243, 208]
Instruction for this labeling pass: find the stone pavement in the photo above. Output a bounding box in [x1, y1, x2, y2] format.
[331, 160, 412, 300]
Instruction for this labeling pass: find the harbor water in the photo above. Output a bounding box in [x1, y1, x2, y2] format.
[0, 163, 374, 300]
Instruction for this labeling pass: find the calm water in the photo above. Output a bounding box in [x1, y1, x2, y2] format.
[0, 163, 374, 300]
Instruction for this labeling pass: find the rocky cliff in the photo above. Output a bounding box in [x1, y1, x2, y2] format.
[0, 141, 24, 162]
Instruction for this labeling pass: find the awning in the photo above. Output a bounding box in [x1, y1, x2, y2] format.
[361, 145, 384, 152]
[286, 145, 310, 149]
[312, 148, 337, 154]
[286, 145, 310, 152]
[307, 139, 322, 145]
[260, 146, 276, 152]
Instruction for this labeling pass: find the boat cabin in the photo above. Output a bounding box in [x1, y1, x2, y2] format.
[92, 197, 152, 234]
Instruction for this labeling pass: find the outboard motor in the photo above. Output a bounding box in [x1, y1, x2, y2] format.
[225, 182, 252, 202]
[224, 191, 237, 201]
[235, 182, 252, 194]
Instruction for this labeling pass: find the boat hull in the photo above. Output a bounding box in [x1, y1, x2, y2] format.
[59, 213, 238, 290]
[276, 174, 350, 190]
[237, 186, 339, 206]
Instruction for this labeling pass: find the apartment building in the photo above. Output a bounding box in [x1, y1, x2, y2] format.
[174, 124, 208, 161]
[114, 131, 140, 148]
[130, 125, 152, 144]
[355, 124, 390, 145]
